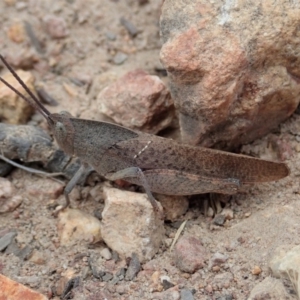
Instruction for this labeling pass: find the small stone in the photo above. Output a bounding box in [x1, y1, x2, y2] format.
[205, 284, 213, 293]
[209, 252, 228, 269]
[5, 49, 39, 70]
[150, 270, 163, 291]
[221, 208, 234, 220]
[7, 22, 26, 43]
[63, 83, 78, 97]
[26, 177, 63, 200]
[105, 31, 116, 41]
[160, 275, 174, 290]
[57, 209, 102, 246]
[89, 256, 105, 279]
[244, 212, 251, 218]
[165, 238, 172, 247]
[112, 251, 120, 262]
[125, 253, 141, 281]
[152, 287, 180, 300]
[212, 266, 220, 272]
[174, 236, 208, 273]
[216, 295, 233, 300]
[116, 267, 126, 279]
[180, 288, 194, 300]
[43, 15, 69, 39]
[29, 250, 46, 265]
[4, 0, 15, 5]
[0, 274, 47, 300]
[0, 195, 23, 213]
[55, 276, 69, 296]
[0, 231, 17, 251]
[17, 276, 41, 288]
[112, 52, 128, 65]
[252, 265, 262, 275]
[0, 70, 35, 124]
[237, 236, 245, 244]
[101, 187, 164, 263]
[155, 195, 189, 221]
[4, 238, 20, 256]
[213, 214, 226, 226]
[182, 273, 191, 279]
[120, 17, 138, 37]
[111, 276, 120, 285]
[15, 2, 27, 10]
[151, 270, 160, 284]
[213, 272, 233, 289]
[102, 272, 113, 282]
[17, 245, 33, 261]
[89, 184, 103, 202]
[117, 285, 129, 295]
[0, 177, 14, 199]
[162, 279, 175, 290]
[97, 69, 174, 134]
[93, 209, 102, 221]
[100, 248, 112, 260]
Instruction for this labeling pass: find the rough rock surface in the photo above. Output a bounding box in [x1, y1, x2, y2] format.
[57, 208, 102, 246]
[97, 69, 174, 134]
[101, 187, 165, 263]
[248, 277, 293, 300]
[269, 244, 300, 296]
[0, 70, 35, 124]
[0, 274, 47, 300]
[160, 0, 300, 149]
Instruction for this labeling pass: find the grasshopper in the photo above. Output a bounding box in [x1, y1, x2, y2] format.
[0, 54, 289, 215]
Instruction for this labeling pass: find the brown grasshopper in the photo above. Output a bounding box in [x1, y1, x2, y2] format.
[0, 54, 289, 214]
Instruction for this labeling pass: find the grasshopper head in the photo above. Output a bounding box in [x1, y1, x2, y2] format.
[49, 112, 75, 156]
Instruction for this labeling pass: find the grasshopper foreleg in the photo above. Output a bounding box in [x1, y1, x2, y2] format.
[54, 162, 93, 215]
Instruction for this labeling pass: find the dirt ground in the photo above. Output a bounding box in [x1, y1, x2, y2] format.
[0, 1, 300, 299]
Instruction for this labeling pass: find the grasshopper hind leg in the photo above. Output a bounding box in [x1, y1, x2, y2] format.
[106, 167, 241, 218]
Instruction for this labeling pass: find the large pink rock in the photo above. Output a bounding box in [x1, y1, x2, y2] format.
[0, 274, 48, 300]
[160, 0, 300, 149]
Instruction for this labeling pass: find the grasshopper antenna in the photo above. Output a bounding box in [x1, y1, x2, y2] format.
[0, 54, 52, 122]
